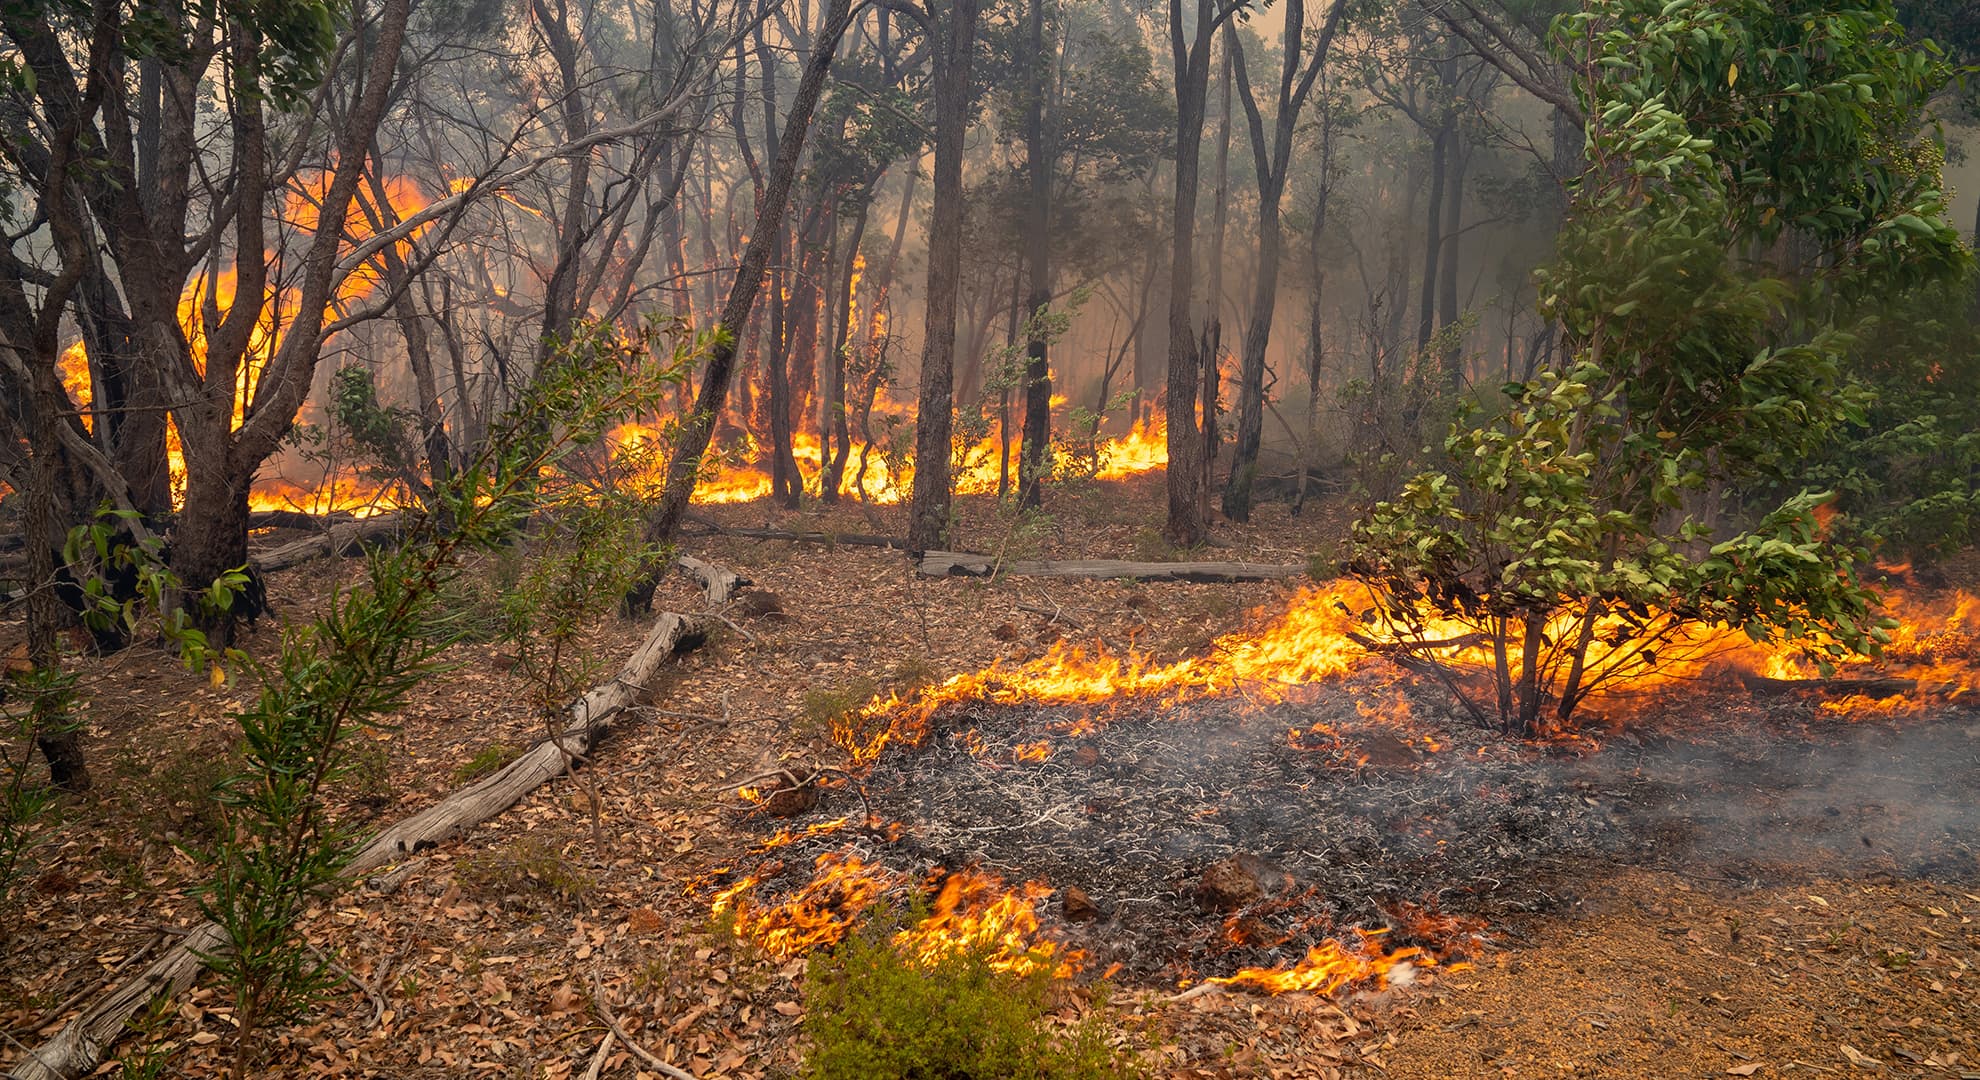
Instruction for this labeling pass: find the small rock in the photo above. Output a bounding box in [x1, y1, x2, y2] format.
[1195, 853, 1290, 913]
[761, 777, 819, 817]
[1062, 885, 1101, 922]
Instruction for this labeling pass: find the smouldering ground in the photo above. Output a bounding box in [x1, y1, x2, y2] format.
[2, 473, 1977, 1078]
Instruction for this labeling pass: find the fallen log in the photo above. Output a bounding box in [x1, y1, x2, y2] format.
[248, 509, 360, 532]
[919, 551, 1306, 583]
[251, 513, 406, 572]
[1737, 672, 1920, 698]
[8, 557, 738, 1080]
[683, 521, 908, 550]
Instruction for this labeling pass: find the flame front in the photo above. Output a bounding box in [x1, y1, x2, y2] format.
[712, 855, 1070, 977]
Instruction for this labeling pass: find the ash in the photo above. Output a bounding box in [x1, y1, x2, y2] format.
[739, 670, 1980, 985]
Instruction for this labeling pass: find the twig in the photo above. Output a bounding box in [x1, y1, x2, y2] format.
[1016, 600, 1085, 629]
[588, 970, 701, 1080]
[580, 1029, 617, 1080]
[309, 944, 388, 1027]
[708, 612, 758, 645]
[11, 935, 163, 1037]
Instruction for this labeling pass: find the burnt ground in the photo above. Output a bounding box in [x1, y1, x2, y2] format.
[1, 472, 1977, 1078]
[724, 667, 1980, 990]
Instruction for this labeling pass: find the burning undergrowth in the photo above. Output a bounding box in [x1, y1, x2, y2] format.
[708, 586, 1980, 998]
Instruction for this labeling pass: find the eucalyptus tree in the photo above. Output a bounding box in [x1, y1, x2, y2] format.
[1218, 0, 1348, 522]
[907, 0, 985, 551]
[1349, 0, 1970, 733]
[1162, 0, 1253, 546]
[0, 0, 414, 640]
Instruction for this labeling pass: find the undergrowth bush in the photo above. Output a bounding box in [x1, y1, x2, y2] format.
[802, 912, 1139, 1080]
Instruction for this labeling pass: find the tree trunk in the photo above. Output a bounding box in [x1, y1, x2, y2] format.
[1017, 0, 1052, 509]
[907, 0, 981, 552]
[635, 0, 856, 600]
[1221, 176, 1282, 522]
[23, 404, 86, 792]
[818, 215, 847, 501]
[1439, 133, 1466, 391]
[1198, 42, 1234, 522]
[1414, 122, 1448, 356]
[1163, 0, 1224, 547]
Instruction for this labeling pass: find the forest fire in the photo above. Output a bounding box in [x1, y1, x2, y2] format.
[711, 854, 1071, 977]
[607, 411, 1169, 506]
[711, 575, 1980, 1001]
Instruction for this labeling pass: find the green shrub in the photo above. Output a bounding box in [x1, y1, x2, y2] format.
[802, 915, 1138, 1080]
[798, 679, 878, 743]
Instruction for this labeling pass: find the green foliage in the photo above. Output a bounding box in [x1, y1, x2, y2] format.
[0, 664, 80, 904]
[1779, 275, 1980, 558]
[61, 510, 250, 675]
[1347, 0, 1970, 732]
[800, 679, 880, 743]
[194, 315, 700, 1073]
[803, 912, 1138, 1080]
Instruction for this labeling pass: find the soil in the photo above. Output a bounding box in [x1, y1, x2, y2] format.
[0, 472, 1974, 1079]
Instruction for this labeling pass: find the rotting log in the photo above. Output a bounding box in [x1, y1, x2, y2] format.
[919, 551, 1306, 583]
[8, 558, 739, 1080]
[251, 514, 406, 572]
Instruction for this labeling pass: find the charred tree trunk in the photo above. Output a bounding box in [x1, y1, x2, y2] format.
[22, 405, 87, 792]
[1198, 43, 1233, 523]
[633, 0, 856, 603]
[906, 0, 980, 552]
[1163, 0, 1232, 547]
[1017, 0, 1052, 509]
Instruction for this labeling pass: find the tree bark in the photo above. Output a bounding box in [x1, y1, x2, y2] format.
[634, 0, 856, 598]
[1414, 121, 1448, 356]
[907, 0, 981, 552]
[1163, 0, 1234, 547]
[1017, 0, 1053, 509]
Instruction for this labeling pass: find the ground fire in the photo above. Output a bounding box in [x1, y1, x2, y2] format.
[709, 576, 1979, 999]
[7, 0, 1978, 1075]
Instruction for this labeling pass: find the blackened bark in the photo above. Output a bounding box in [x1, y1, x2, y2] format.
[24, 405, 87, 793]
[1017, 0, 1052, 509]
[1164, 0, 1232, 547]
[907, 0, 981, 551]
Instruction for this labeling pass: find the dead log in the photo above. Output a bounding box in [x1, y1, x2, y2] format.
[248, 509, 358, 532]
[683, 521, 909, 550]
[9, 558, 737, 1080]
[1345, 631, 1487, 654]
[251, 514, 406, 572]
[919, 551, 1306, 583]
[1737, 672, 1920, 698]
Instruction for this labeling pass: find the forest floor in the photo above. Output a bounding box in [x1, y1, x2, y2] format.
[1, 470, 1976, 1079]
